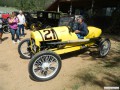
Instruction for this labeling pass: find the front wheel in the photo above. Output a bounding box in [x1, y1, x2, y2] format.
[3, 25, 10, 33]
[28, 50, 61, 81]
[98, 38, 111, 57]
[18, 38, 31, 59]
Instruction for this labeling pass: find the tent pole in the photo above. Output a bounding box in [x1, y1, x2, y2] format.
[70, 0, 72, 15]
[57, 0, 60, 12]
[57, 5, 60, 12]
[91, 0, 94, 15]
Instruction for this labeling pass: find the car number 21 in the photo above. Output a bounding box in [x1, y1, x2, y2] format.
[43, 29, 57, 40]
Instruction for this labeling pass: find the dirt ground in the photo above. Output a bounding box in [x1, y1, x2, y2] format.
[0, 30, 120, 90]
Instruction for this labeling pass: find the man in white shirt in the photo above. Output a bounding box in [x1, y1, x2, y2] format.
[17, 10, 25, 36]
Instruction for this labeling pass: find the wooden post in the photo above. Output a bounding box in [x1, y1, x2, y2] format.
[91, 0, 94, 15]
[57, 5, 60, 12]
[69, 0, 72, 15]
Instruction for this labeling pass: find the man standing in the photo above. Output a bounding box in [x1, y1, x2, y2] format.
[17, 10, 25, 37]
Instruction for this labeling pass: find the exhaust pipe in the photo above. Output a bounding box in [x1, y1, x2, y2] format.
[47, 39, 90, 45]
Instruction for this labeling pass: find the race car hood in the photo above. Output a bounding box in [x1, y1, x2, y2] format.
[30, 26, 102, 46]
[30, 26, 78, 46]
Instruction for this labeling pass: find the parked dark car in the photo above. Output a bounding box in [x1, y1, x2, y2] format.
[1, 13, 10, 33]
[36, 11, 60, 29]
[14, 11, 60, 30]
[23, 12, 38, 29]
[14, 11, 37, 29]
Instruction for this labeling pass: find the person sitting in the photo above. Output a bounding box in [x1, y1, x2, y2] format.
[74, 15, 88, 39]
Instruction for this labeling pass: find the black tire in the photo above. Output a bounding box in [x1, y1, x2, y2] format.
[37, 22, 42, 27]
[30, 23, 36, 30]
[98, 38, 111, 57]
[3, 25, 10, 34]
[18, 38, 31, 59]
[28, 50, 61, 81]
[36, 22, 42, 30]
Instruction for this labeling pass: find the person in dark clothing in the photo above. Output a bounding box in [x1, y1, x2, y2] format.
[74, 15, 88, 39]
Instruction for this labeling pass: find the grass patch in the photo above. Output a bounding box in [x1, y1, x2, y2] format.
[71, 55, 120, 89]
[72, 83, 80, 90]
[74, 72, 97, 85]
[103, 57, 120, 68]
[73, 64, 120, 88]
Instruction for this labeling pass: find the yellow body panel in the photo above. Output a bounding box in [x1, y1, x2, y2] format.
[30, 26, 102, 55]
[52, 46, 81, 54]
[85, 26, 102, 39]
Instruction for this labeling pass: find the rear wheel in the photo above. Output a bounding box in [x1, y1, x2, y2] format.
[37, 22, 42, 29]
[28, 50, 61, 81]
[30, 23, 36, 30]
[18, 38, 31, 59]
[98, 39, 111, 57]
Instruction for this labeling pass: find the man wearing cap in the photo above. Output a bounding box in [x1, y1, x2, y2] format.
[0, 14, 3, 44]
[17, 10, 26, 37]
[74, 15, 88, 39]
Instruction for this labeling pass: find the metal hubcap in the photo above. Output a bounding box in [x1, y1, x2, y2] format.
[100, 40, 110, 56]
[42, 63, 50, 70]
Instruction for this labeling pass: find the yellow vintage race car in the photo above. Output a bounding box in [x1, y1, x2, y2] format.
[18, 16, 111, 81]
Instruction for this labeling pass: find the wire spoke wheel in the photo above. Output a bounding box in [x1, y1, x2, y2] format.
[99, 39, 111, 57]
[21, 41, 31, 57]
[29, 51, 61, 81]
[18, 38, 31, 59]
[33, 55, 58, 78]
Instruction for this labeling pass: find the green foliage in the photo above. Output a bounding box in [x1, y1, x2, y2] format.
[72, 83, 80, 90]
[0, 0, 54, 11]
[0, 7, 19, 13]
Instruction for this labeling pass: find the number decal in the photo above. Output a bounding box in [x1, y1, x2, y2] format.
[44, 30, 52, 40]
[51, 29, 56, 39]
[43, 29, 56, 40]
